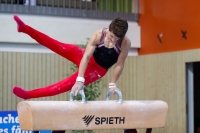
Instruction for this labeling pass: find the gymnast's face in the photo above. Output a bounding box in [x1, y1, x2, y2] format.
[107, 31, 120, 42]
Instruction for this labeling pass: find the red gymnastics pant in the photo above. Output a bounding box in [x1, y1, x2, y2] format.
[13, 16, 108, 99]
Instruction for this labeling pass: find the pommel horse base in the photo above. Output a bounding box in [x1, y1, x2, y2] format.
[17, 90, 168, 133]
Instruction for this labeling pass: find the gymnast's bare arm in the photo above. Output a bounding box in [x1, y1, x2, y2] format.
[110, 36, 131, 93]
[71, 29, 102, 96]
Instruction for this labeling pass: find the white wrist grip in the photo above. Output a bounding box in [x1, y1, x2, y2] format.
[76, 77, 85, 83]
[109, 83, 116, 89]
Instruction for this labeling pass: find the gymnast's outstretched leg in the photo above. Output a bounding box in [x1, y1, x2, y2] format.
[13, 15, 84, 65]
[13, 72, 78, 99]
[13, 57, 107, 99]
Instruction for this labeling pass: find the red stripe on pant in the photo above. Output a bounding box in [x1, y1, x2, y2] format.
[16, 25, 107, 99]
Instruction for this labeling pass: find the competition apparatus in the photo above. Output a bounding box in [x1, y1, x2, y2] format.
[17, 90, 168, 133]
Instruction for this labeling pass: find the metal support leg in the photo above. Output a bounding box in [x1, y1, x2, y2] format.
[146, 128, 152, 133]
[124, 129, 137, 133]
[52, 131, 66, 133]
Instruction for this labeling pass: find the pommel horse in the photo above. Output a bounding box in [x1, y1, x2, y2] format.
[17, 90, 168, 133]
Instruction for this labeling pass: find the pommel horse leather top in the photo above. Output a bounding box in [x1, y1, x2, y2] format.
[17, 90, 168, 132]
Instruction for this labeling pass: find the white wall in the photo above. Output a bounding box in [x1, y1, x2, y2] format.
[0, 13, 140, 55]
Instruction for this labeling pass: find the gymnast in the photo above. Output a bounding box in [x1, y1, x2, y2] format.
[12, 15, 131, 99]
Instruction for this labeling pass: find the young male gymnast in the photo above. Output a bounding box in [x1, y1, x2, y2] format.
[12, 15, 131, 99]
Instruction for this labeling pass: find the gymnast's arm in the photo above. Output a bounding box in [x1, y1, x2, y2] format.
[71, 30, 101, 96]
[110, 37, 131, 92]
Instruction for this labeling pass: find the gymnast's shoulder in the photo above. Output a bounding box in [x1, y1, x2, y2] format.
[90, 29, 105, 42]
[93, 28, 104, 37]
